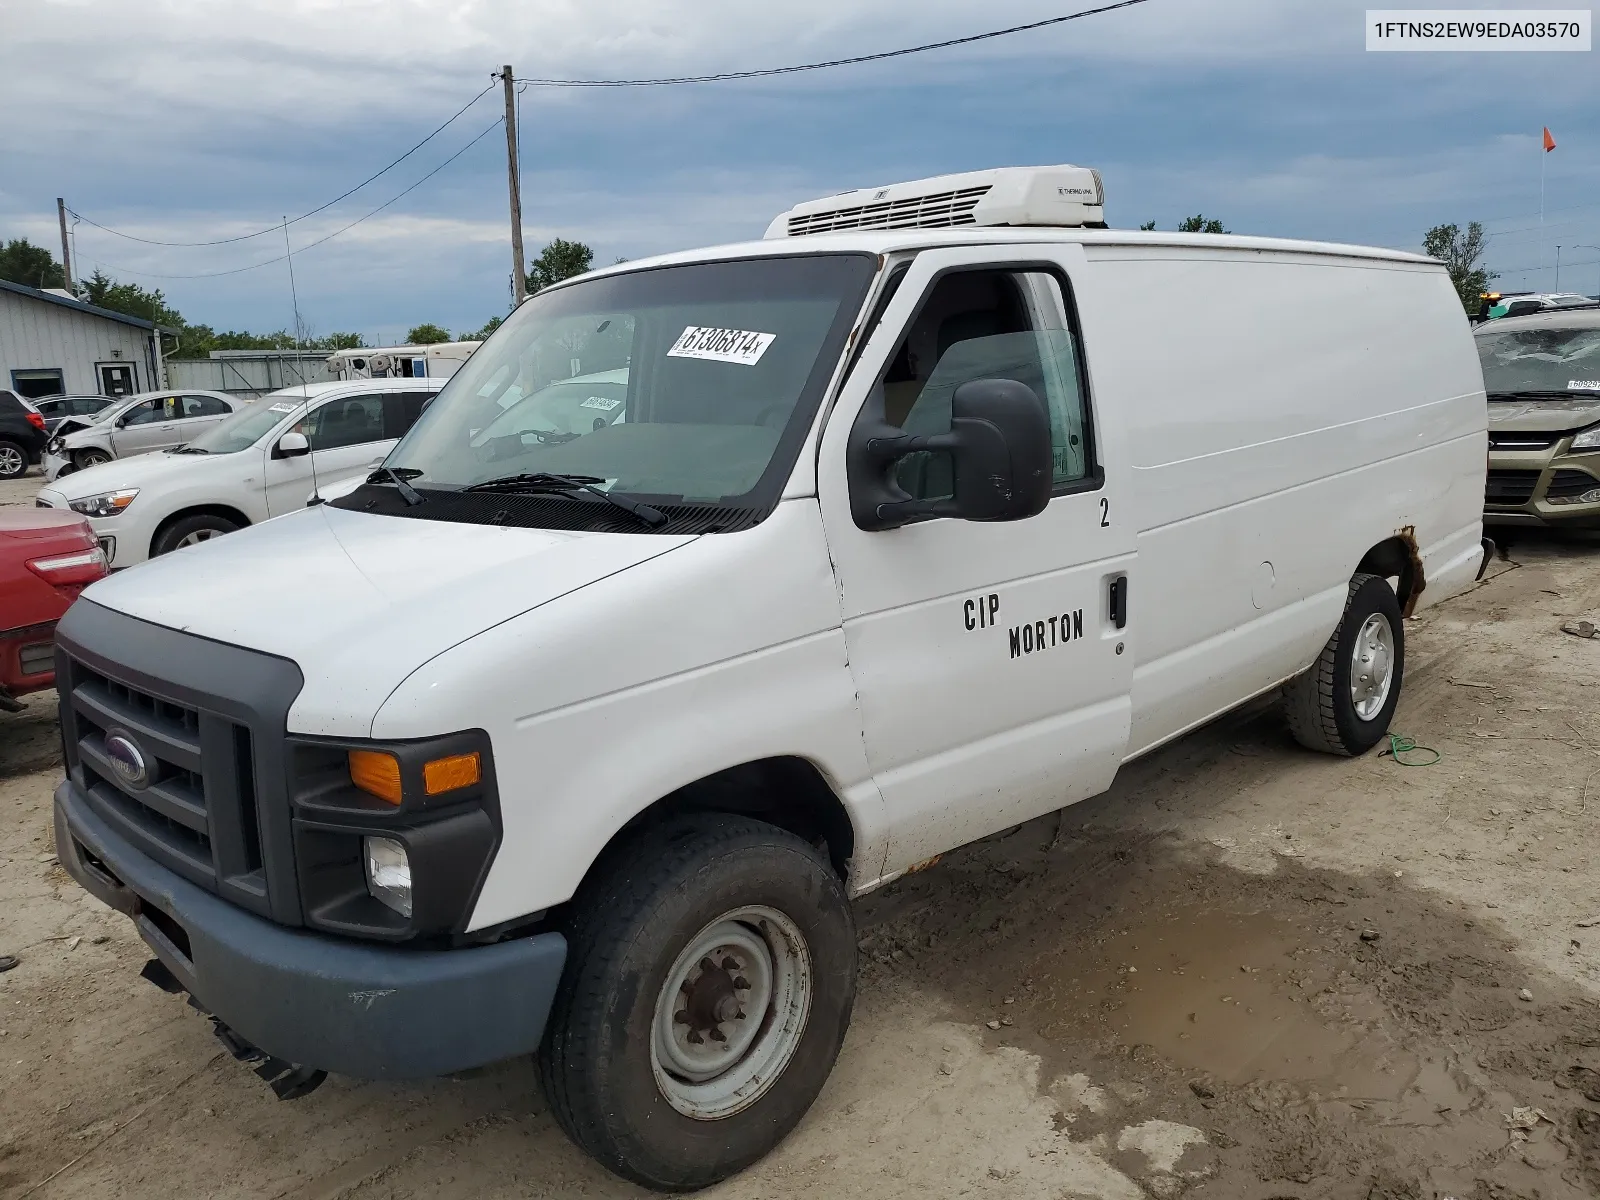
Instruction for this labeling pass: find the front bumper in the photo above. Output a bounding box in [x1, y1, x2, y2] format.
[1485, 444, 1600, 526]
[55, 778, 566, 1080]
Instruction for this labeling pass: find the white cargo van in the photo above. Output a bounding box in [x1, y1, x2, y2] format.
[51, 166, 1489, 1191]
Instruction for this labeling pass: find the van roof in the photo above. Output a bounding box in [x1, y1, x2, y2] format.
[569, 227, 1438, 287]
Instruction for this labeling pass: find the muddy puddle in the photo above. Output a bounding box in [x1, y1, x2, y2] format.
[857, 825, 1600, 1197]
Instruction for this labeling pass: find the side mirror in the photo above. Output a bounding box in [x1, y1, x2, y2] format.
[274, 431, 311, 459]
[848, 378, 1054, 531]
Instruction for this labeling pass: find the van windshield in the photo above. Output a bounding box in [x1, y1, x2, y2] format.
[1477, 325, 1600, 397]
[372, 254, 875, 526]
[184, 399, 299, 454]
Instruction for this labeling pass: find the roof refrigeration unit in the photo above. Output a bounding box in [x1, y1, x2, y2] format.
[764, 165, 1106, 239]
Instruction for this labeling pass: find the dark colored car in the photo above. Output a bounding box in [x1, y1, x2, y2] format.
[0, 507, 107, 708]
[32, 394, 115, 434]
[0, 389, 50, 480]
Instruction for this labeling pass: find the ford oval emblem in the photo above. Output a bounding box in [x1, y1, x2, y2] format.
[104, 731, 151, 790]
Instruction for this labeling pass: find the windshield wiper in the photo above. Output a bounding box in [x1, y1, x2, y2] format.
[462, 472, 667, 528]
[365, 465, 425, 506]
[171, 446, 209, 454]
[1487, 389, 1597, 401]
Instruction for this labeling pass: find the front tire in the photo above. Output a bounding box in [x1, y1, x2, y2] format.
[74, 448, 112, 470]
[1284, 572, 1405, 756]
[151, 512, 242, 557]
[539, 814, 856, 1192]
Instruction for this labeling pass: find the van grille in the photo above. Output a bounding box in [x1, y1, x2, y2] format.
[1485, 469, 1540, 506]
[786, 186, 991, 236]
[62, 660, 270, 914]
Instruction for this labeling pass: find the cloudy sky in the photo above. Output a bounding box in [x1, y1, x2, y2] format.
[3, 0, 1597, 343]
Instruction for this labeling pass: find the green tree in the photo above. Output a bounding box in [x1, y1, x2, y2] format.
[1138, 220, 1157, 231]
[526, 237, 593, 293]
[82, 269, 184, 326]
[0, 238, 65, 290]
[463, 315, 503, 341]
[406, 323, 452, 345]
[1176, 214, 1230, 234]
[317, 332, 365, 351]
[1422, 222, 1495, 314]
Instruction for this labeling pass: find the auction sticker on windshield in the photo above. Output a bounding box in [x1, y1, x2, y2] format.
[580, 395, 622, 410]
[668, 326, 776, 366]
[269, 402, 299, 413]
[1572, 380, 1600, 390]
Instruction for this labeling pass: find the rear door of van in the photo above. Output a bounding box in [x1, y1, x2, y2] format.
[816, 244, 1136, 878]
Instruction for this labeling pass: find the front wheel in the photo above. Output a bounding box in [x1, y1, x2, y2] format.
[539, 814, 856, 1191]
[74, 448, 112, 470]
[151, 512, 242, 557]
[1284, 572, 1405, 756]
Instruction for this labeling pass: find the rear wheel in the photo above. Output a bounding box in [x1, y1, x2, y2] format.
[151, 512, 242, 557]
[0, 439, 26, 480]
[1284, 572, 1405, 756]
[74, 448, 112, 470]
[539, 814, 856, 1191]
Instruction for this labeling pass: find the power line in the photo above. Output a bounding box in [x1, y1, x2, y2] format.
[67, 81, 498, 248]
[513, 0, 1154, 87]
[83, 117, 504, 281]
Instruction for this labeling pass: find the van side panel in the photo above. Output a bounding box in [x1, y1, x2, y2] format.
[1074, 249, 1485, 757]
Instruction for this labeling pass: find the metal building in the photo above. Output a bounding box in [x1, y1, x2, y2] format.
[0, 278, 168, 400]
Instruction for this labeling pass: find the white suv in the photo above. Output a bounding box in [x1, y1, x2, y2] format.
[36, 378, 442, 568]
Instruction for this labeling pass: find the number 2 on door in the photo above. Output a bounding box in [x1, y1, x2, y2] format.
[1099, 498, 1110, 528]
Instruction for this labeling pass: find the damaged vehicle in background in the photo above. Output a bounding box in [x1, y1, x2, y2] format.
[1477, 304, 1600, 526]
[43, 389, 245, 479]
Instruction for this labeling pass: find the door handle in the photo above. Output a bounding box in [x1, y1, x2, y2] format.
[1109, 576, 1128, 630]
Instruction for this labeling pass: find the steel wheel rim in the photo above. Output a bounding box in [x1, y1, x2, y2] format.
[650, 904, 812, 1121]
[177, 528, 226, 547]
[1350, 612, 1395, 721]
[0, 446, 22, 475]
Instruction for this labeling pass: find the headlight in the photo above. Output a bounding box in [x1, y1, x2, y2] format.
[47, 437, 64, 453]
[1571, 425, 1600, 451]
[68, 489, 139, 519]
[364, 836, 412, 917]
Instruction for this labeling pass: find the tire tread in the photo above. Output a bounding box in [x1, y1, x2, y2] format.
[1284, 572, 1385, 757]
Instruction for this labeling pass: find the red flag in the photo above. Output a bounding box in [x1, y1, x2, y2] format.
[1543, 126, 1557, 153]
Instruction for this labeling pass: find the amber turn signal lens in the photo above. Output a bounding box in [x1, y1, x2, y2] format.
[349, 750, 403, 805]
[423, 751, 481, 795]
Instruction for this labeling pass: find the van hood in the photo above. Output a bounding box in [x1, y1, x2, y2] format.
[82, 504, 695, 736]
[1488, 397, 1600, 433]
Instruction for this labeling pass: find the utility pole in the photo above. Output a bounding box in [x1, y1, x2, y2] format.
[502, 66, 527, 306]
[56, 197, 75, 296]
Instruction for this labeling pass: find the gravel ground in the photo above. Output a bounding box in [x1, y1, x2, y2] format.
[5, 516, 1600, 1199]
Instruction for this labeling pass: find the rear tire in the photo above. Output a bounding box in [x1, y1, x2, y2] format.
[74, 448, 112, 470]
[0, 439, 26, 480]
[151, 512, 242, 557]
[1284, 572, 1405, 756]
[538, 814, 856, 1191]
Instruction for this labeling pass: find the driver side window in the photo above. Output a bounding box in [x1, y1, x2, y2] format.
[877, 268, 1093, 501]
[121, 398, 165, 426]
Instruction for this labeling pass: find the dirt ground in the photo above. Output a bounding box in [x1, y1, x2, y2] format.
[6, 468, 1600, 1197]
